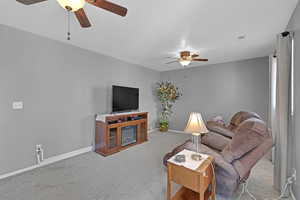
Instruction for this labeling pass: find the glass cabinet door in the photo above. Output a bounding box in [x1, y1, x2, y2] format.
[108, 128, 118, 149]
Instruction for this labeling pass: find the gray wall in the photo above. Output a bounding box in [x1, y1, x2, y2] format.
[160, 57, 269, 131]
[287, 2, 300, 198]
[0, 25, 160, 175]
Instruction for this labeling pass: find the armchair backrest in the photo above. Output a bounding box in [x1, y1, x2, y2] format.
[221, 118, 273, 180]
[227, 111, 262, 131]
[206, 111, 262, 139]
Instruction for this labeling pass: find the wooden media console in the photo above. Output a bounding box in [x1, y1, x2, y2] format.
[95, 112, 148, 156]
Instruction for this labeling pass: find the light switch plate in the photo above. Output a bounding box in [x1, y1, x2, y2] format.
[12, 101, 23, 110]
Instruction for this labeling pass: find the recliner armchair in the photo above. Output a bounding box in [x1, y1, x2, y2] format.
[163, 118, 273, 199]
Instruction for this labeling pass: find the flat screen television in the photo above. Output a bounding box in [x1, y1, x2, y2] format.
[112, 85, 139, 113]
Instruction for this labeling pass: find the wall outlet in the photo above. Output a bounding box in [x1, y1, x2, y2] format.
[12, 101, 23, 110]
[36, 144, 42, 152]
[36, 144, 44, 164]
[292, 168, 296, 182]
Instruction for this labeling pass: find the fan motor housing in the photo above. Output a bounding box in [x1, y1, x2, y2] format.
[65, 5, 73, 11]
[180, 51, 191, 58]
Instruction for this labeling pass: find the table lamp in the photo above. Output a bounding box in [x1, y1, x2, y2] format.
[184, 112, 209, 160]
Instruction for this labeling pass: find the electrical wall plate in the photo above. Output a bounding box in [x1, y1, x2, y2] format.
[292, 168, 296, 182]
[12, 101, 23, 110]
[36, 144, 42, 151]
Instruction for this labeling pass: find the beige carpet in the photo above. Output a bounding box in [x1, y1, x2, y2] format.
[0, 131, 279, 200]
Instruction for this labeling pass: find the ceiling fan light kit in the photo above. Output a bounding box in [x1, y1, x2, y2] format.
[166, 51, 208, 67]
[179, 59, 191, 66]
[57, 0, 85, 12]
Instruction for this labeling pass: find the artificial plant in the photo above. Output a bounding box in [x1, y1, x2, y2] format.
[156, 81, 182, 131]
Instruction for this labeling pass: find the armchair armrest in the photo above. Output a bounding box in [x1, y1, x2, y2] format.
[202, 132, 231, 152]
[232, 136, 273, 180]
[206, 121, 235, 138]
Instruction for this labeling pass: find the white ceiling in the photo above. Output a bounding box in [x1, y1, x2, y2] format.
[0, 0, 298, 71]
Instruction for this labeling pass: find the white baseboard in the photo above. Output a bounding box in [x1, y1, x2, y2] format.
[168, 129, 185, 134]
[0, 129, 181, 180]
[148, 129, 184, 134]
[0, 146, 93, 180]
[149, 128, 158, 133]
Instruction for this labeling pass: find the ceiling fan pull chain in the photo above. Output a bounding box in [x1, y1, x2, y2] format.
[67, 10, 71, 40]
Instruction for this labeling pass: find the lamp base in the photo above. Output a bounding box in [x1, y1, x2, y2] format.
[191, 133, 202, 157]
[191, 154, 202, 161]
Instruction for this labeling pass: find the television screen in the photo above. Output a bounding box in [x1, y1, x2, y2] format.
[112, 85, 139, 112]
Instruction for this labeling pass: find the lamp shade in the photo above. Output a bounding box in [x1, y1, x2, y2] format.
[184, 112, 209, 134]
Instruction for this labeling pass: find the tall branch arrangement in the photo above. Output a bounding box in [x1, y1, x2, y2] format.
[156, 81, 182, 131]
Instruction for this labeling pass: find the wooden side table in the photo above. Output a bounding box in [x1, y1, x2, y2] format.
[167, 151, 215, 200]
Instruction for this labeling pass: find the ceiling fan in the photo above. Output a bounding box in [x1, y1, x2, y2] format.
[16, 0, 128, 28]
[166, 51, 208, 67]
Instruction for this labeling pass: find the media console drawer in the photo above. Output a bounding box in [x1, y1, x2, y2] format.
[107, 119, 146, 128]
[95, 112, 148, 157]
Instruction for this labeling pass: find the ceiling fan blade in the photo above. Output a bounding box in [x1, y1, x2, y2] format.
[16, 0, 47, 5]
[166, 61, 178, 64]
[191, 54, 199, 58]
[193, 58, 208, 62]
[164, 56, 177, 59]
[75, 8, 91, 28]
[86, 0, 127, 17]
